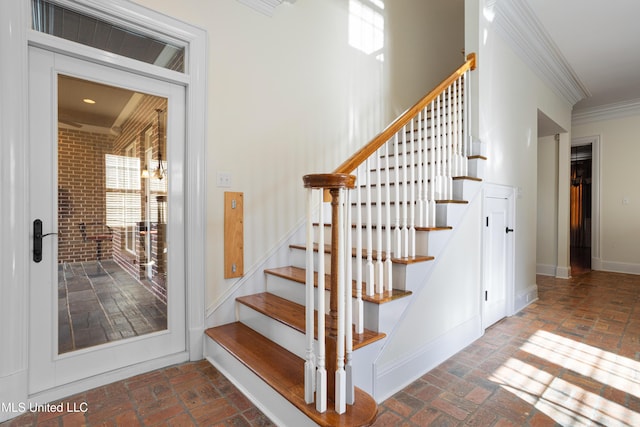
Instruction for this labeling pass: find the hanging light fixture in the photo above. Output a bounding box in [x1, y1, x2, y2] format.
[154, 108, 166, 180]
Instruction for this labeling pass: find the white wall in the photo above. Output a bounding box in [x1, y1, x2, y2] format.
[573, 115, 640, 273]
[385, 0, 465, 120]
[132, 0, 465, 318]
[474, 1, 572, 303]
[133, 0, 387, 311]
[537, 135, 558, 275]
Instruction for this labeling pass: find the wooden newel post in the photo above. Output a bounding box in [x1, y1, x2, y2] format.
[302, 173, 355, 406]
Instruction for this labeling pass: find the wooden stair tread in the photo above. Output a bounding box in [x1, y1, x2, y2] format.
[315, 222, 452, 232]
[237, 292, 386, 350]
[265, 266, 412, 304]
[206, 322, 378, 427]
[350, 199, 469, 206]
[289, 243, 434, 264]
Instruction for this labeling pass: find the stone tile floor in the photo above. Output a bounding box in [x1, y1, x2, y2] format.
[58, 260, 167, 353]
[3, 270, 639, 426]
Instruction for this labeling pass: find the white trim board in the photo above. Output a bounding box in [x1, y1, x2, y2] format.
[492, 0, 589, 105]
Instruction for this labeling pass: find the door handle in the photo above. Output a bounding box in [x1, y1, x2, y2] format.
[505, 227, 514, 234]
[33, 219, 57, 263]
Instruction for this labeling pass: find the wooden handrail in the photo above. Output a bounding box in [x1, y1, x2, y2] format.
[333, 53, 476, 175]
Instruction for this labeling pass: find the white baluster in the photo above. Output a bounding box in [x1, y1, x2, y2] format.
[401, 125, 409, 258]
[384, 140, 393, 293]
[409, 118, 416, 257]
[394, 133, 402, 257]
[456, 77, 464, 177]
[344, 189, 354, 405]
[354, 168, 363, 334]
[435, 94, 443, 200]
[463, 71, 470, 176]
[335, 190, 346, 414]
[446, 85, 453, 199]
[417, 111, 425, 228]
[375, 149, 384, 294]
[452, 79, 460, 177]
[428, 101, 437, 227]
[315, 188, 326, 413]
[365, 159, 375, 296]
[304, 188, 315, 405]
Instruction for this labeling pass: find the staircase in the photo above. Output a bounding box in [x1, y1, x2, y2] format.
[205, 54, 481, 426]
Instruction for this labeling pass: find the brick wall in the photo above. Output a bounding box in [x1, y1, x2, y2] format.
[57, 94, 169, 302]
[58, 128, 114, 262]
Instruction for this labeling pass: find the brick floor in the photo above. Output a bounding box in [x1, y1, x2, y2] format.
[3, 271, 639, 426]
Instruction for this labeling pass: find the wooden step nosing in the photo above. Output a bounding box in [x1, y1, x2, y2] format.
[206, 323, 378, 426]
[236, 292, 386, 350]
[265, 266, 413, 305]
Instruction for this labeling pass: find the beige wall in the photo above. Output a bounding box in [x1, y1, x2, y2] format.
[385, 0, 465, 119]
[536, 135, 558, 274]
[573, 114, 640, 273]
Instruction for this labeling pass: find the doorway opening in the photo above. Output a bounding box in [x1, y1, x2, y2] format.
[570, 144, 592, 275]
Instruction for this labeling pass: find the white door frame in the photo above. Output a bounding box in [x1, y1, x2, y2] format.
[571, 135, 601, 271]
[0, 0, 205, 417]
[482, 184, 516, 328]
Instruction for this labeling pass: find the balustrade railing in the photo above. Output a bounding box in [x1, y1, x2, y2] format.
[303, 54, 476, 414]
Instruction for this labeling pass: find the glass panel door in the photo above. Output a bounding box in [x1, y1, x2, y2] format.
[29, 47, 186, 394]
[57, 75, 170, 353]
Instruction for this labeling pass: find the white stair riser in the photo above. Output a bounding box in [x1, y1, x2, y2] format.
[316, 227, 430, 256]
[452, 179, 482, 201]
[468, 157, 485, 178]
[347, 203, 448, 228]
[237, 300, 382, 358]
[266, 273, 399, 333]
[290, 240, 426, 274]
[238, 303, 307, 359]
[436, 202, 467, 227]
[360, 157, 469, 186]
[204, 346, 316, 427]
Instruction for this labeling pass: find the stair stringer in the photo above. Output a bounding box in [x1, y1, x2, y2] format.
[371, 185, 485, 403]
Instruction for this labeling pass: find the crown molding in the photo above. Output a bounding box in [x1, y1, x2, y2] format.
[236, 0, 296, 17]
[492, 0, 590, 106]
[572, 98, 640, 125]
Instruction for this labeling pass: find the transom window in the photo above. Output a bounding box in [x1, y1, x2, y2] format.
[31, 0, 185, 72]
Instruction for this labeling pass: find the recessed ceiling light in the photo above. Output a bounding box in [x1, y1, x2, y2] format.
[83, 98, 96, 104]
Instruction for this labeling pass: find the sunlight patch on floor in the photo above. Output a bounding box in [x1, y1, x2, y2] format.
[489, 330, 640, 426]
[522, 330, 640, 399]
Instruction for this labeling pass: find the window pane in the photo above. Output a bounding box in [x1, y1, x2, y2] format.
[32, 0, 185, 72]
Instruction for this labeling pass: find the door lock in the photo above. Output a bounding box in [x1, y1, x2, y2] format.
[33, 219, 57, 263]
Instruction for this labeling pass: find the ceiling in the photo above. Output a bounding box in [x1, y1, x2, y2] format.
[58, 75, 134, 132]
[526, 0, 640, 112]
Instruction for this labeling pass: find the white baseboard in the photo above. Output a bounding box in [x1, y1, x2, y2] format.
[372, 315, 481, 403]
[597, 259, 640, 275]
[26, 352, 188, 410]
[536, 263, 556, 276]
[514, 284, 538, 314]
[555, 266, 571, 279]
[0, 369, 28, 423]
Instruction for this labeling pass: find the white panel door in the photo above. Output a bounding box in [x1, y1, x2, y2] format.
[482, 192, 514, 329]
[28, 46, 187, 394]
